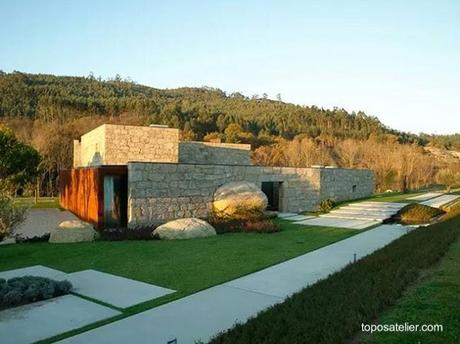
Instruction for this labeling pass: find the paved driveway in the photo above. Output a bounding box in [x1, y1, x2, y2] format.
[13, 209, 79, 239]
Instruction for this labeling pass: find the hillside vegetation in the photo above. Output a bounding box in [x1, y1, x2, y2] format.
[0, 71, 459, 195]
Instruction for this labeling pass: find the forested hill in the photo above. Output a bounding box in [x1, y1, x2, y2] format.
[1, 71, 459, 195]
[0, 71, 424, 144]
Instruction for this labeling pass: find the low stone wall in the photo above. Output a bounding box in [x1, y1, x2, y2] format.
[127, 163, 374, 228]
[319, 168, 374, 202]
[178, 142, 251, 165]
[127, 163, 323, 228]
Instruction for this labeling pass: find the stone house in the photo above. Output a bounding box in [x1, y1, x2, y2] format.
[59, 124, 374, 229]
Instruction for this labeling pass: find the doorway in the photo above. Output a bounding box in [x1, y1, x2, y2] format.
[103, 174, 127, 227]
[261, 181, 282, 211]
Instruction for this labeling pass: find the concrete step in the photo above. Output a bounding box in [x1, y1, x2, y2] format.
[320, 213, 388, 221]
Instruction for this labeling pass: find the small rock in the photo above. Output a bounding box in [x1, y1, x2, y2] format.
[152, 218, 216, 240]
[49, 220, 97, 243]
[0, 237, 16, 245]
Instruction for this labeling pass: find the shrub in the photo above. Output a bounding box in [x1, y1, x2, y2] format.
[14, 233, 50, 243]
[319, 198, 336, 213]
[210, 217, 280, 234]
[441, 201, 460, 221]
[98, 226, 155, 241]
[0, 195, 26, 240]
[213, 205, 266, 222]
[397, 203, 445, 224]
[436, 169, 460, 192]
[0, 276, 72, 310]
[210, 214, 460, 344]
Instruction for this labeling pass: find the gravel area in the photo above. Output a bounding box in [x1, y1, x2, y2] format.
[13, 209, 79, 239]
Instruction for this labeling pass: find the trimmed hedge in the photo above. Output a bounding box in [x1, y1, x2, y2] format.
[211, 216, 460, 344]
[99, 226, 154, 241]
[210, 218, 280, 234]
[0, 276, 72, 310]
[397, 203, 444, 224]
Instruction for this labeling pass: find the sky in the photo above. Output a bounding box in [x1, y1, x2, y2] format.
[1, 0, 459, 134]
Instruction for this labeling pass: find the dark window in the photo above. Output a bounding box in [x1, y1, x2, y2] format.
[352, 185, 357, 192]
[104, 175, 128, 228]
[261, 182, 281, 211]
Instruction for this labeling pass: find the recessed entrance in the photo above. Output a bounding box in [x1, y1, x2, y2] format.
[103, 174, 127, 228]
[261, 182, 282, 211]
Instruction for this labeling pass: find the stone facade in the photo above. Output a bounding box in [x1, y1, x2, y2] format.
[78, 124, 106, 167]
[73, 140, 81, 168]
[319, 167, 374, 201]
[67, 124, 375, 229]
[127, 163, 373, 228]
[74, 124, 179, 167]
[178, 142, 251, 165]
[74, 124, 251, 167]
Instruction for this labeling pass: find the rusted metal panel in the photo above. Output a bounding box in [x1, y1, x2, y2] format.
[59, 166, 127, 229]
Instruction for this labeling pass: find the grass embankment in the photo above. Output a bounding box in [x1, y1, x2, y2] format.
[364, 233, 460, 343]
[0, 219, 357, 342]
[210, 214, 460, 344]
[13, 197, 59, 209]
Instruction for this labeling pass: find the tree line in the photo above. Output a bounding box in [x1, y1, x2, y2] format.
[0, 71, 458, 195]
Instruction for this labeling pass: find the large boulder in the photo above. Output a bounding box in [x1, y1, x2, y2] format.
[213, 181, 268, 219]
[152, 218, 216, 240]
[49, 220, 97, 243]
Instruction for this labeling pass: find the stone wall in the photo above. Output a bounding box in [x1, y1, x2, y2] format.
[75, 124, 180, 167]
[178, 141, 251, 165]
[79, 125, 106, 167]
[127, 162, 323, 228]
[73, 140, 81, 168]
[104, 124, 179, 165]
[127, 163, 375, 228]
[319, 167, 374, 202]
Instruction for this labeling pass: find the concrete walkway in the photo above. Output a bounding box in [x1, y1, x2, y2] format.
[281, 201, 407, 230]
[61, 224, 408, 344]
[13, 209, 79, 239]
[421, 194, 460, 208]
[407, 192, 443, 201]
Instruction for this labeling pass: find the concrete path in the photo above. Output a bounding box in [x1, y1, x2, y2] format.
[407, 192, 443, 201]
[421, 194, 460, 208]
[67, 270, 175, 308]
[0, 266, 174, 310]
[0, 265, 66, 281]
[283, 201, 407, 230]
[61, 224, 408, 344]
[13, 208, 79, 239]
[0, 295, 120, 344]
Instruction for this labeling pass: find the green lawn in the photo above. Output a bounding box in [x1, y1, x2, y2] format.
[0, 219, 358, 342]
[13, 197, 60, 208]
[364, 231, 460, 343]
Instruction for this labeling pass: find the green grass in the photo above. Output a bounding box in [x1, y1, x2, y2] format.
[13, 197, 60, 208]
[364, 231, 460, 343]
[210, 213, 460, 344]
[0, 219, 358, 342]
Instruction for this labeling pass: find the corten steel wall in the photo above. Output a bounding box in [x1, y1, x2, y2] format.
[59, 166, 127, 229]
